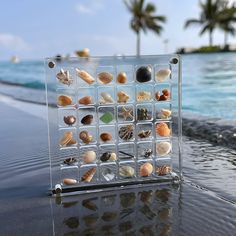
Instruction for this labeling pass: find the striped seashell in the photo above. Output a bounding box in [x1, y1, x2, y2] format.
[156, 165, 172, 176]
[81, 167, 96, 182]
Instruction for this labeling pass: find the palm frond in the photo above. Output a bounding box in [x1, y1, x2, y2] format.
[184, 19, 202, 28]
[145, 3, 155, 13]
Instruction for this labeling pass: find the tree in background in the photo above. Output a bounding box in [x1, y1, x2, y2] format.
[124, 0, 166, 56]
[218, 1, 236, 48]
[184, 0, 225, 46]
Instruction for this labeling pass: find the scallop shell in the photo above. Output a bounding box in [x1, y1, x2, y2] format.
[98, 72, 113, 84]
[117, 72, 127, 84]
[156, 165, 171, 176]
[140, 163, 153, 177]
[83, 151, 96, 164]
[78, 96, 92, 105]
[156, 69, 171, 82]
[81, 167, 96, 182]
[56, 69, 73, 85]
[119, 166, 135, 177]
[117, 91, 129, 103]
[59, 131, 73, 146]
[76, 68, 95, 84]
[118, 125, 134, 140]
[156, 123, 171, 137]
[100, 92, 114, 104]
[58, 95, 73, 106]
[156, 142, 171, 156]
[63, 178, 77, 185]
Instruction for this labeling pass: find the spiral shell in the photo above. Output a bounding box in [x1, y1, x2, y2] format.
[79, 131, 93, 144]
[156, 165, 171, 176]
[81, 167, 96, 182]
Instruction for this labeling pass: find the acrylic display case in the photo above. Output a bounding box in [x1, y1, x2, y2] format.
[45, 55, 182, 195]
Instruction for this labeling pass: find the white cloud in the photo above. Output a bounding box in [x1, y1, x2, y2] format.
[0, 33, 29, 51]
[75, 1, 103, 15]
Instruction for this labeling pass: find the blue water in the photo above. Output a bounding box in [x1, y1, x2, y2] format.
[0, 53, 236, 119]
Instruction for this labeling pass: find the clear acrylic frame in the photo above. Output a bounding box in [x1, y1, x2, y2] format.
[45, 55, 182, 195]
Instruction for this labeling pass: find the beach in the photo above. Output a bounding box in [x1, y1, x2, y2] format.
[0, 92, 236, 235]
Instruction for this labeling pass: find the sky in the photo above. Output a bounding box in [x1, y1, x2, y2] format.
[0, 0, 236, 59]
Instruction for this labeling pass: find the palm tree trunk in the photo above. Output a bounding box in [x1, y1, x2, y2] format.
[224, 31, 228, 48]
[209, 31, 213, 47]
[137, 31, 140, 56]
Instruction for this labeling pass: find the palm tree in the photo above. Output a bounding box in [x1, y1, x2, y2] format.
[184, 0, 225, 46]
[218, 3, 236, 48]
[124, 0, 166, 56]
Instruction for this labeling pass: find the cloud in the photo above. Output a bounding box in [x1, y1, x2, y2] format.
[75, 1, 103, 15]
[0, 33, 29, 51]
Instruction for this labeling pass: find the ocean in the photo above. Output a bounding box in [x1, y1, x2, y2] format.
[0, 53, 236, 119]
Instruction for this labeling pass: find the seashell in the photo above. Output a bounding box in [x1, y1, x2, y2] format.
[63, 157, 78, 165]
[102, 168, 115, 181]
[78, 96, 92, 105]
[156, 69, 171, 82]
[100, 111, 114, 124]
[141, 148, 153, 158]
[156, 89, 170, 101]
[156, 165, 172, 176]
[118, 125, 134, 140]
[100, 92, 114, 104]
[140, 190, 153, 204]
[100, 152, 117, 162]
[136, 66, 152, 83]
[117, 72, 127, 84]
[83, 150, 96, 164]
[81, 167, 96, 182]
[56, 69, 73, 85]
[156, 123, 171, 137]
[158, 109, 172, 119]
[137, 108, 151, 120]
[63, 115, 76, 125]
[58, 95, 73, 106]
[79, 131, 93, 144]
[137, 91, 151, 101]
[67, 138, 77, 145]
[63, 217, 79, 228]
[117, 91, 129, 103]
[156, 141, 171, 156]
[63, 178, 77, 185]
[140, 163, 153, 177]
[119, 166, 135, 178]
[81, 114, 93, 125]
[76, 68, 95, 84]
[97, 72, 113, 84]
[59, 131, 73, 146]
[138, 130, 152, 139]
[100, 133, 112, 142]
[83, 214, 98, 227]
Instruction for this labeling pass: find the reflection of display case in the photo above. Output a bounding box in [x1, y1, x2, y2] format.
[45, 55, 182, 195]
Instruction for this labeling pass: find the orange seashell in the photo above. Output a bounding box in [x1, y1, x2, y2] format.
[63, 178, 77, 185]
[78, 96, 92, 105]
[58, 95, 73, 106]
[140, 163, 153, 177]
[59, 131, 73, 146]
[81, 167, 96, 182]
[156, 123, 171, 137]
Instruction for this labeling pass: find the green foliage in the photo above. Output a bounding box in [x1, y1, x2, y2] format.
[195, 45, 221, 53]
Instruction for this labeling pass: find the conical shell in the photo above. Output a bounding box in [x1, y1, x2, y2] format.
[59, 131, 73, 146]
[76, 68, 95, 84]
[81, 167, 96, 182]
[58, 95, 72, 106]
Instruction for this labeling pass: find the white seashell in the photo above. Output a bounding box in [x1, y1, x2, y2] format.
[109, 153, 117, 161]
[100, 92, 114, 103]
[76, 68, 95, 84]
[56, 69, 73, 85]
[156, 141, 171, 156]
[119, 166, 135, 177]
[83, 151, 96, 164]
[159, 109, 172, 119]
[156, 69, 171, 82]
